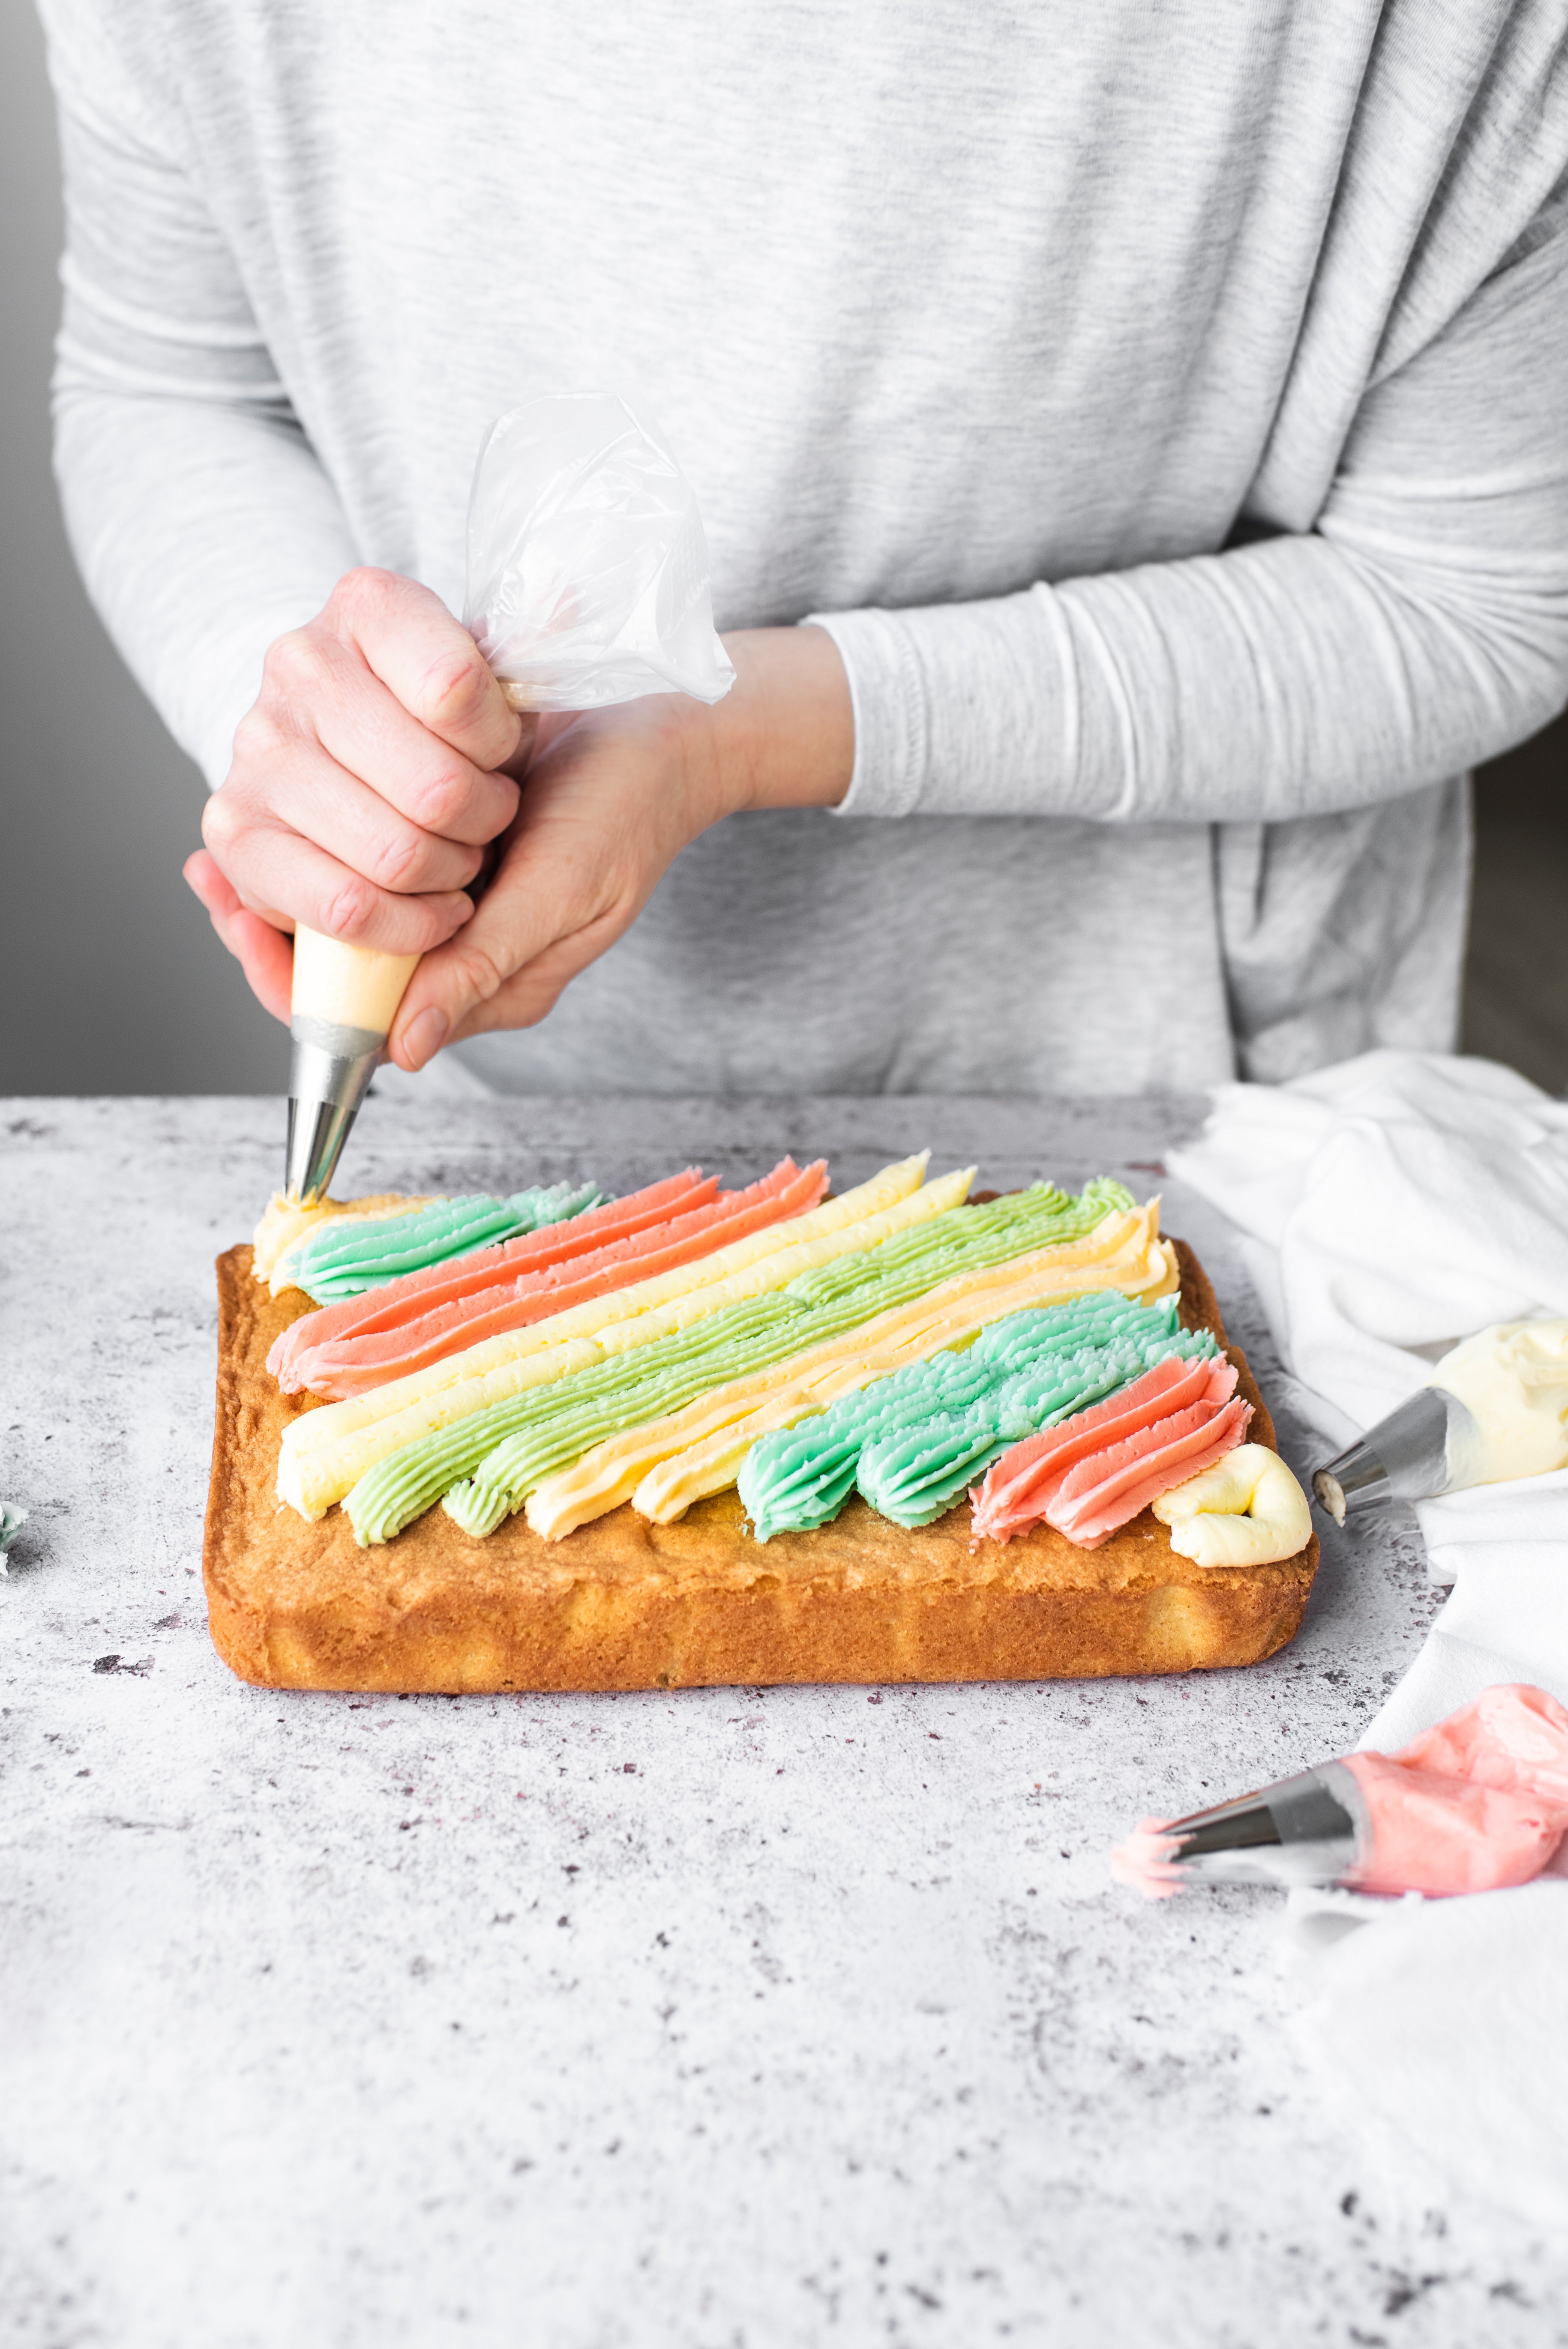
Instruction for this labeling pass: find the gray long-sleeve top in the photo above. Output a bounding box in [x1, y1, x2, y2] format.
[39, 0, 1568, 1096]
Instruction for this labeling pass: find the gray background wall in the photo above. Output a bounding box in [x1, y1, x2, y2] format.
[2, 0, 1562, 1099]
[2, 0, 283, 1096]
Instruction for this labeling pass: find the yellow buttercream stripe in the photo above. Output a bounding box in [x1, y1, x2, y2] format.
[523, 1207, 1177, 1539]
[276, 1155, 957, 1519]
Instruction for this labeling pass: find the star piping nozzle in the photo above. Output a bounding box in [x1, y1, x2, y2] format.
[284, 930, 420, 1203]
[285, 1031, 383, 1204]
[1310, 1385, 1485, 1527]
[1133, 1764, 1365, 1893]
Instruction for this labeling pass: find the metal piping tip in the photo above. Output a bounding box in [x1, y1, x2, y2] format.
[1311, 1386, 1479, 1525]
[284, 1017, 386, 1203]
[1160, 1762, 1364, 1890]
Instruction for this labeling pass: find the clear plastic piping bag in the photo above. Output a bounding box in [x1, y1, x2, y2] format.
[463, 391, 736, 713]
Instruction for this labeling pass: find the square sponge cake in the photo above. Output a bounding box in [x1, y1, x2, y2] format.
[203, 1236, 1318, 1693]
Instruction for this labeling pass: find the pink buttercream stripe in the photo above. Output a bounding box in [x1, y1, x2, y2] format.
[1050, 1359, 1237, 1507]
[971, 1354, 1241, 1547]
[1046, 1399, 1252, 1548]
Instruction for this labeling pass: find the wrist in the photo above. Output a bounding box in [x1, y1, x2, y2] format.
[698, 624, 854, 818]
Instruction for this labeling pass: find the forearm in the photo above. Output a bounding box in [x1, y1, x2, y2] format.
[813, 527, 1568, 827]
[812, 209, 1568, 830]
[696, 625, 854, 814]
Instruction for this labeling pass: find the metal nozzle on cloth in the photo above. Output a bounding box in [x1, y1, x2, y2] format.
[285, 1017, 385, 1203]
[1312, 1386, 1485, 1527]
[1154, 1763, 1364, 1891]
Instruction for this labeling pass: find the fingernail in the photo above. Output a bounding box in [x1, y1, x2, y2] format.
[401, 1007, 449, 1069]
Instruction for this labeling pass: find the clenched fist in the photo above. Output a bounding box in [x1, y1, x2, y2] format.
[186, 568, 853, 1071]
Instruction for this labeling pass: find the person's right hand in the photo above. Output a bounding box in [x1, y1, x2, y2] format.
[184, 567, 528, 1024]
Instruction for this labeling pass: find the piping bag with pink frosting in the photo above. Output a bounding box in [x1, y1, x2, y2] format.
[1111, 1684, 1568, 1901]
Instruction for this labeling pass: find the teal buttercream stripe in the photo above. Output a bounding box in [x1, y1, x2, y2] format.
[737, 1294, 1148, 1537]
[738, 1295, 1214, 1538]
[292, 1181, 603, 1302]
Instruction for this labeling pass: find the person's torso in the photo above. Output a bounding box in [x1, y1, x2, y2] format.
[145, 0, 1511, 1090]
[165, 0, 1427, 619]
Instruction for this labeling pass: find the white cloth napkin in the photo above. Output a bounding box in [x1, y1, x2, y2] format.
[1168, 1048, 1568, 1747]
[1170, 1052, 1568, 2226]
[1296, 1881, 1568, 2229]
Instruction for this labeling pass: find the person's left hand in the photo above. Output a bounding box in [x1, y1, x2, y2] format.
[381, 623, 854, 1070]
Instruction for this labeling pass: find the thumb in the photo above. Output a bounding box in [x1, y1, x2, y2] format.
[384, 872, 534, 1070]
[386, 834, 632, 1069]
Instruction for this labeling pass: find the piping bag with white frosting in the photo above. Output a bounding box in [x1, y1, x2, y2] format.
[285, 390, 735, 1200]
[1311, 1319, 1568, 1527]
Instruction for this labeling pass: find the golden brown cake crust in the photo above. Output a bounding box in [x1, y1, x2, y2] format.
[203, 1238, 1318, 1692]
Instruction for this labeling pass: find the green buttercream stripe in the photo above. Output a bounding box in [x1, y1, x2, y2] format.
[854, 1416, 1007, 1528]
[441, 1475, 514, 1540]
[345, 1177, 1131, 1545]
[294, 1181, 603, 1302]
[739, 1294, 1215, 1537]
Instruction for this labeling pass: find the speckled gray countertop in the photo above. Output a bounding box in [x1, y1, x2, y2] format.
[3, 1095, 1564, 2349]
